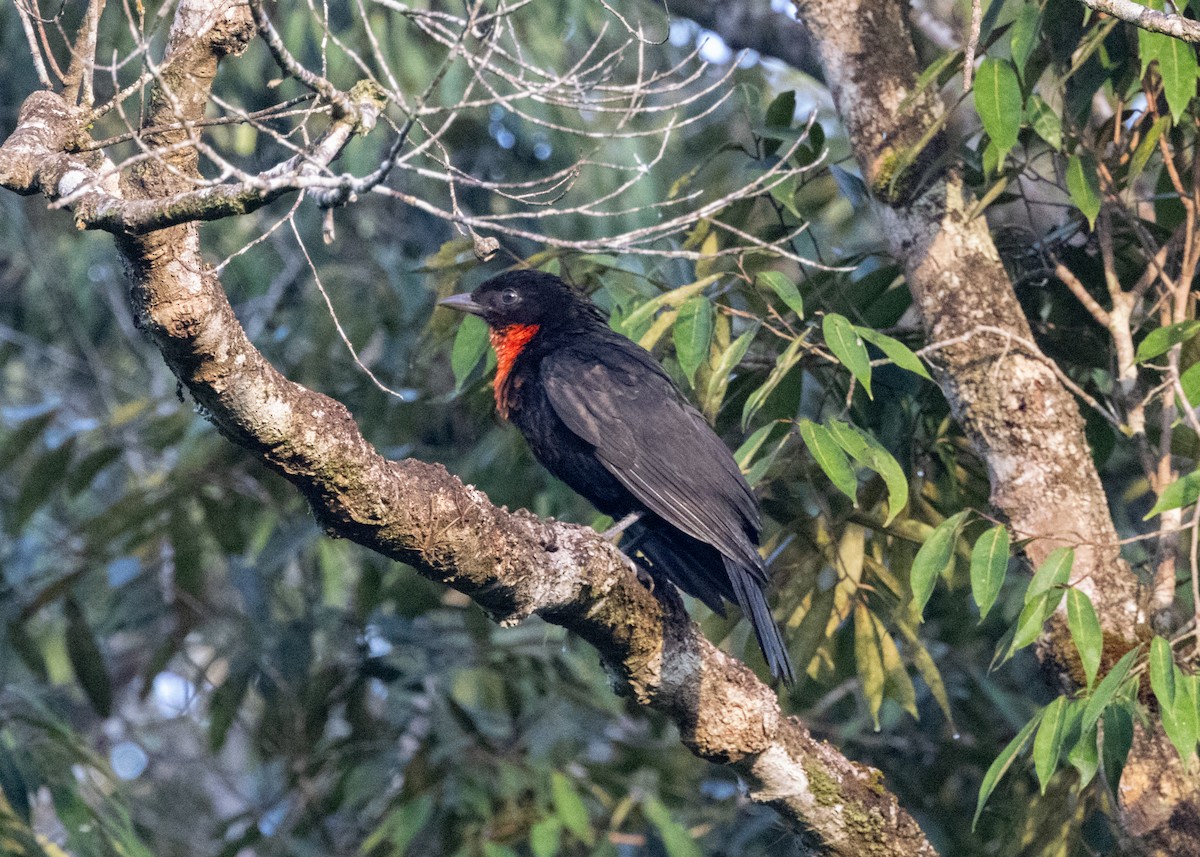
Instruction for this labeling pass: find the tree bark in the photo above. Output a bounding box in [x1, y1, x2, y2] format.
[0, 1, 937, 854]
[790, 0, 1200, 852]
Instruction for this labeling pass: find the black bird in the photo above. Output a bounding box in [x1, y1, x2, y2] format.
[440, 271, 795, 684]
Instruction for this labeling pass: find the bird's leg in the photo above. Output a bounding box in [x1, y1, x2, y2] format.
[601, 511, 642, 540]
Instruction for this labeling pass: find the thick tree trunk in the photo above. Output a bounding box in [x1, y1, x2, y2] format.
[791, 0, 1200, 852]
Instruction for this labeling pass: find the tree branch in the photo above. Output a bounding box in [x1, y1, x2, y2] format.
[1078, 0, 1200, 43]
[0, 1, 936, 854]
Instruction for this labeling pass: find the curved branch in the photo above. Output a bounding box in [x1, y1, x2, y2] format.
[0, 1, 936, 854]
[1078, 0, 1200, 43]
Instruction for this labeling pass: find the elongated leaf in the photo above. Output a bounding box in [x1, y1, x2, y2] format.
[973, 711, 1043, 829]
[1026, 547, 1074, 603]
[1066, 588, 1103, 688]
[1027, 95, 1063, 151]
[451, 314, 490, 392]
[1066, 154, 1101, 229]
[1082, 647, 1140, 735]
[742, 334, 806, 428]
[10, 437, 76, 534]
[910, 511, 969, 616]
[1150, 635, 1176, 711]
[673, 295, 713, 386]
[642, 796, 702, 857]
[1034, 696, 1069, 794]
[1068, 724, 1100, 788]
[551, 772, 594, 846]
[855, 603, 886, 729]
[971, 525, 1010, 621]
[619, 276, 720, 335]
[1166, 664, 1199, 766]
[1005, 590, 1061, 659]
[1146, 470, 1200, 519]
[823, 313, 873, 398]
[798, 419, 857, 501]
[64, 597, 113, 717]
[974, 58, 1023, 160]
[65, 445, 123, 496]
[1102, 704, 1134, 797]
[757, 271, 804, 318]
[529, 817, 562, 857]
[1010, 2, 1042, 80]
[894, 619, 957, 729]
[825, 421, 909, 525]
[856, 327, 932, 380]
[704, 325, 757, 419]
[1137, 320, 1200, 363]
[878, 616, 918, 720]
[1129, 116, 1171, 180]
[1143, 31, 1199, 121]
[735, 422, 782, 471]
[359, 795, 434, 855]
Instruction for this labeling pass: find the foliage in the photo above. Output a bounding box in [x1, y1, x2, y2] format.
[3, 0, 1200, 856]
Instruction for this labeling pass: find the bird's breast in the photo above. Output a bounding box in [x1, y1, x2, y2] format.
[490, 323, 541, 419]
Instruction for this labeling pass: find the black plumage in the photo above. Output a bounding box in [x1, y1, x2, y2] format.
[440, 270, 795, 684]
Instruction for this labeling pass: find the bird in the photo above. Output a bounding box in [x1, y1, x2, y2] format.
[440, 270, 795, 684]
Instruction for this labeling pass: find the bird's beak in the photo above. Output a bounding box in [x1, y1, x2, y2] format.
[438, 292, 487, 317]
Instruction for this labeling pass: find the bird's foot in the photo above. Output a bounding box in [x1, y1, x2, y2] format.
[601, 511, 642, 541]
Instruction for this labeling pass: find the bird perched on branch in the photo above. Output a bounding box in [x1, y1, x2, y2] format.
[440, 270, 795, 684]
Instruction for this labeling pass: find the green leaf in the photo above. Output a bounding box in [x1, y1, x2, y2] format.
[761, 89, 797, 156]
[757, 271, 804, 318]
[798, 419, 858, 502]
[1026, 548, 1074, 603]
[856, 327, 932, 380]
[973, 711, 1043, 830]
[735, 422, 781, 471]
[1005, 590, 1062, 658]
[823, 313, 872, 398]
[619, 276, 720, 336]
[1034, 696, 1069, 794]
[1082, 647, 1140, 735]
[1166, 664, 1199, 766]
[1180, 361, 1200, 408]
[10, 437, 76, 534]
[1143, 31, 1199, 121]
[910, 511, 969, 616]
[854, 603, 887, 729]
[894, 619, 957, 730]
[1068, 724, 1100, 788]
[1027, 95, 1063, 151]
[551, 771, 594, 846]
[529, 817, 562, 857]
[974, 58, 1023, 161]
[642, 796, 702, 857]
[1066, 154, 1102, 229]
[1129, 116, 1171, 180]
[1145, 469, 1200, 519]
[673, 295, 713, 386]
[878, 615, 918, 720]
[359, 795, 434, 855]
[1066, 588, 1103, 689]
[1010, 2, 1042, 80]
[451, 314, 490, 392]
[1150, 635, 1176, 710]
[825, 421, 909, 525]
[742, 334, 806, 428]
[65, 445, 123, 496]
[64, 597, 113, 717]
[209, 657, 253, 752]
[1137, 320, 1200, 363]
[704, 325, 758, 419]
[970, 525, 1010, 621]
[1102, 704, 1134, 797]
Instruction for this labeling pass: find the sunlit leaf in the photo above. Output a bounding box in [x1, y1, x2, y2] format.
[825, 421, 909, 525]
[529, 817, 562, 857]
[757, 271, 805, 318]
[1138, 320, 1200, 363]
[1066, 154, 1101, 229]
[855, 603, 886, 729]
[673, 295, 713, 386]
[1027, 95, 1063, 150]
[1010, 2, 1042, 80]
[823, 313, 872, 398]
[1081, 647, 1140, 735]
[974, 58, 1022, 161]
[856, 327, 932, 380]
[1026, 548, 1074, 603]
[1145, 469, 1200, 519]
[974, 710, 1043, 829]
[450, 314, 490, 392]
[704, 324, 757, 419]
[1129, 116, 1170, 180]
[910, 511, 969, 616]
[970, 525, 1010, 621]
[642, 796, 702, 857]
[798, 419, 857, 502]
[742, 334, 806, 427]
[1066, 588, 1103, 689]
[551, 772, 594, 846]
[1033, 696, 1068, 794]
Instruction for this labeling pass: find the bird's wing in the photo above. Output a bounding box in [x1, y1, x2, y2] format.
[540, 341, 764, 578]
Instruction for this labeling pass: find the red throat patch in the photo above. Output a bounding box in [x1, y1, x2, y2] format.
[490, 323, 540, 418]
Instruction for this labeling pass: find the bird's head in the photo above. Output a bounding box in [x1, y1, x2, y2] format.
[439, 270, 602, 329]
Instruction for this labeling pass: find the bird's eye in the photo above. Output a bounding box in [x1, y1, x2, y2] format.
[500, 288, 520, 305]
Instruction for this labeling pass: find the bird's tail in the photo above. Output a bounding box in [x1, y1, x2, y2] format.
[726, 558, 796, 686]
